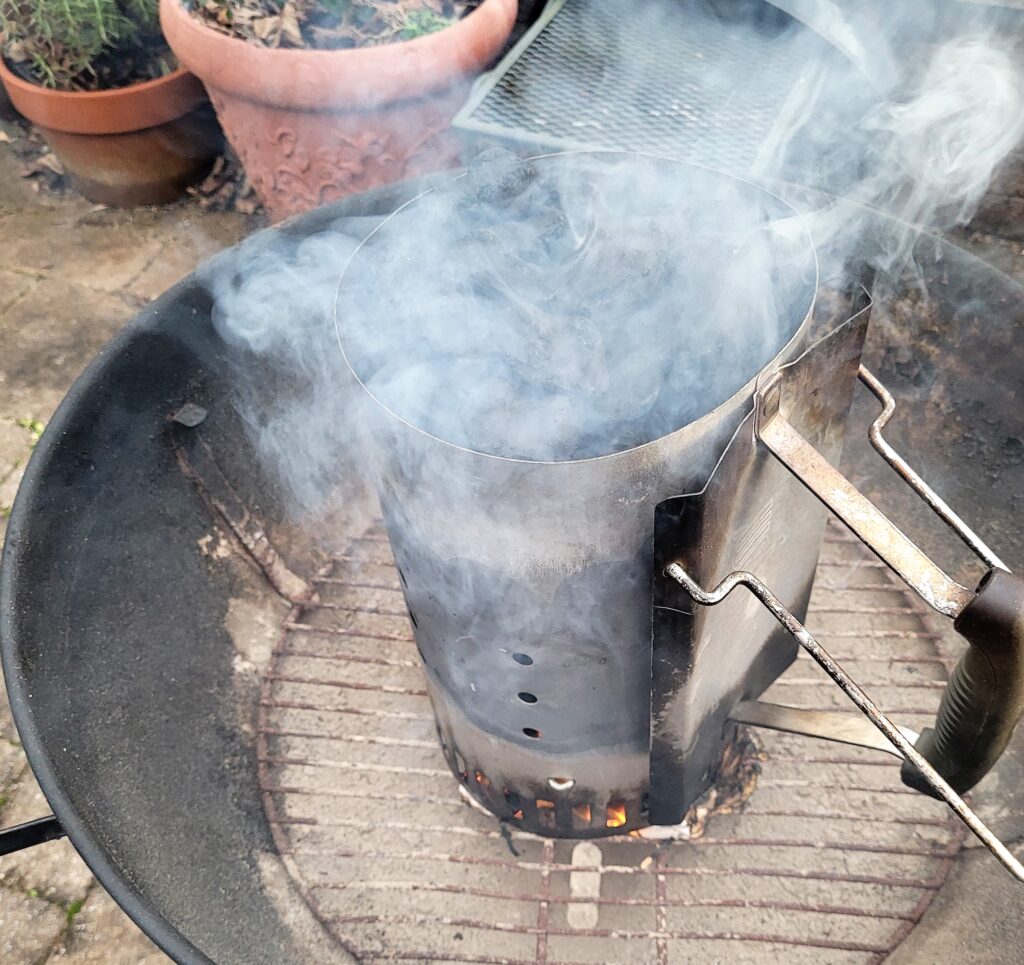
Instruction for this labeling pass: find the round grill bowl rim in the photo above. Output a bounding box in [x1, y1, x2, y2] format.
[0, 278, 215, 965]
[333, 149, 820, 467]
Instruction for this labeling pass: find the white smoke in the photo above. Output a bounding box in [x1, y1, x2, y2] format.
[204, 0, 1024, 517]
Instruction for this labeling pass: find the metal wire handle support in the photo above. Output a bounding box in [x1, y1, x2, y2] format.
[858, 366, 1007, 572]
[664, 561, 1024, 883]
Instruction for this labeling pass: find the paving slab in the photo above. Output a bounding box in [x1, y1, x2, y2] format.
[0, 280, 135, 414]
[0, 268, 38, 317]
[0, 887, 68, 963]
[0, 774, 93, 903]
[0, 734, 25, 791]
[0, 416, 34, 471]
[0, 125, 45, 211]
[51, 887, 166, 964]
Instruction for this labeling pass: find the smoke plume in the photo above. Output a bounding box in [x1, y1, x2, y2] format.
[205, 0, 1024, 519]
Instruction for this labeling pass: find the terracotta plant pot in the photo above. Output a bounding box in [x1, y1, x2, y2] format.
[0, 62, 223, 206]
[160, 0, 518, 221]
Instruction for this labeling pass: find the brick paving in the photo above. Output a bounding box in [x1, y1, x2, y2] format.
[0, 118, 255, 964]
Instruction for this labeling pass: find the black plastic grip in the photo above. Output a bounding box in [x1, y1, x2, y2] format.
[902, 569, 1024, 797]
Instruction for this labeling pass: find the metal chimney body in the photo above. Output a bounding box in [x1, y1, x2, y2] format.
[337, 153, 827, 836]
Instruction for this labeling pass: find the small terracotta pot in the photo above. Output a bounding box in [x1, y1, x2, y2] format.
[160, 0, 518, 221]
[0, 61, 223, 206]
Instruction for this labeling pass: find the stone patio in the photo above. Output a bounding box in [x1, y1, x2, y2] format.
[0, 118, 257, 963]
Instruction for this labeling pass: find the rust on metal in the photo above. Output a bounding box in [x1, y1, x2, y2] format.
[756, 375, 973, 618]
[170, 413, 316, 605]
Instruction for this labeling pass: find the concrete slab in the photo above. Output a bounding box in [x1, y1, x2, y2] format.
[0, 280, 134, 413]
[0, 774, 93, 904]
[0, 888, 68, 963]
[0, 734, 25, 790]
[0, 209, 165, 294]
[56, 888, 166, 964]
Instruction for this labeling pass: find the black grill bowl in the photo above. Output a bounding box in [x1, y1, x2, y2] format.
[3, 177, 1024, 963]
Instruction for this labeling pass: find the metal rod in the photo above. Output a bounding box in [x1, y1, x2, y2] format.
[0, 815, 65, 856]
[665, 562, 1024, 883]
[858, 366, 1008, 572]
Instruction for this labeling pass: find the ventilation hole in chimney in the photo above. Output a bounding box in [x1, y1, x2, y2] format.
[517, 691, 537, 704]
[512, 652, 533, 666]
[572, 803, 592, 829]
[548, 776, 575, 792]
[536, 799, 556, 830]
[408, 610, 418, 628]
[606, 802, 627, 829]
[474, 770, 490, 787]
[522, 727, 542, 739]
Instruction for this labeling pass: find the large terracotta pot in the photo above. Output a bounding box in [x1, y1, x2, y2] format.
[0, 62, 223, 206]
[160, 0, 518, 221]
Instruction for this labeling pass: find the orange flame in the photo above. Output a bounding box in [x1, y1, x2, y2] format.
[606, 803, 627, 828]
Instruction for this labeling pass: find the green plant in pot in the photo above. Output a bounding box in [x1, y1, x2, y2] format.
[0, 0, 223, 204]
[159, 0, 518, 221]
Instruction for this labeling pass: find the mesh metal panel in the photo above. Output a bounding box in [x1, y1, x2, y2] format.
[455, 0, 826, 172]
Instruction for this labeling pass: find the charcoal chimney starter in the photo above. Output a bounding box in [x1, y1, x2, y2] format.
[335, 152, 827, 836]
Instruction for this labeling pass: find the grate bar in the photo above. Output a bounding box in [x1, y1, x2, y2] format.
[795, 654, 947, 664]
[758, 778, 920, 795]
[282, 622, 412, 643]
[654, 850, 669, 965]
[271, 649, 417, 668]
[335, 914, 892, 954]
[259, 699, 430, 721]
[259, 729, 435, 749]
[258, 755, 449, 777]
[742, 808, 950, 828]
[278, 848, 950, 890]
[269, 815, 955, 856]
[313, 880, 915, 920]
[264, 673, 428, 697]
[300, 601, 410, 617]
[536, 838, 554, 964]
[312, 578, 404, 591]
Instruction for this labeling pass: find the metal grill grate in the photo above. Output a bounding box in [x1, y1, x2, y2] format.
[256, 521, 964, 963]
[454, 0, 819, 172]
